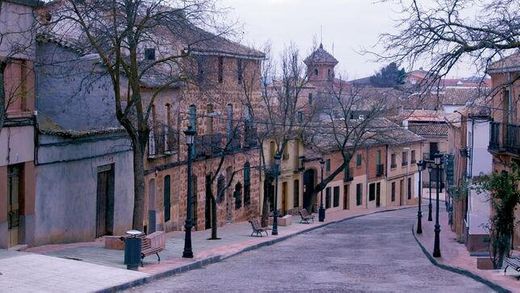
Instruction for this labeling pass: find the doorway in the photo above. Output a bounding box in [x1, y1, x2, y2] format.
[192, 175, 198, 230]
[376, 182, 381, 207]
[303, 169, 316, 212]
[281, 182, 287, 215]
[343, 184, 349, 210]
[8, 164, 24, 247]
[96, 164, 114, 238]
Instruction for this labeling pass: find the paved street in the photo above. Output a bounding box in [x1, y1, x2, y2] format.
[129, 208, 492, 292]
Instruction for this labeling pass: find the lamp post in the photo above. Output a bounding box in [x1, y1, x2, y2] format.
[318, 158, 325, 222]
[433, 154, 443, 258]
[272, 153, 281, 236]
[416, 160, 426, 234]
[182, 126, 196, 258]
[428, 166, 433, 221]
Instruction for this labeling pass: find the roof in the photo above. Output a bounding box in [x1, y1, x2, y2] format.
[37, 115, 126, 138]
[304, 43, 338, 66]
[408, 123, 449, 137]
[4, 0, 42, 7]
[38, 1, 265, 60]
[488, 51, 520, 73]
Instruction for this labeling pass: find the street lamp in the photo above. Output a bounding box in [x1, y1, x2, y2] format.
[318, 158, 326, 222]
[428, 164, 433, 221]
[416, 160, 427, 234]
[272, 153, 281, 236]
[182, 126, 196, 258]
[433, 154, 443, 258]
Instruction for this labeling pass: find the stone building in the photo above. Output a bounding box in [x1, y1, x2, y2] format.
[0, 0, 39, 249]
[487, 52, 520, 249]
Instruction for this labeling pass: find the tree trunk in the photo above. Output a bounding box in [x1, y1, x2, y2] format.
[0, 62, 7, 132]
[210, 195, 219, 239]
[132, 142, 146, 231]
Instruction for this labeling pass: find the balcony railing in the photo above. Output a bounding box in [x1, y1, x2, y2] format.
[376, 164, 384, 177]
[489, 122, 520, 155]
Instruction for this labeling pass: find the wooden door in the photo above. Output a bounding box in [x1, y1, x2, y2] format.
[281, 182, 287, 215]
[96, 165, 114, 238]
[376, 182, 381, 207]
[8, 165, 23, 247]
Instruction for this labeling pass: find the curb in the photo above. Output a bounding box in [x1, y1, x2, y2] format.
[411, 225, 510, 293]
[97, 206, 414, 292]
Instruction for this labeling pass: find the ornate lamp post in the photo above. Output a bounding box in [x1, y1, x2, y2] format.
[428, 165, 433, 221]
[416, 160, 427, 234]
[318, 158, 326, 222]
[182, 126, 196, 258]
[272, 153, 281, 236]
[433, 154, 443, 258]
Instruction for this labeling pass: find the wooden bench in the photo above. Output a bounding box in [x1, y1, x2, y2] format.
[504, 256, 520, 279]
[248, 218, 269, 237]
[299, 208, 315, 224]
[140, 231, 165, 266]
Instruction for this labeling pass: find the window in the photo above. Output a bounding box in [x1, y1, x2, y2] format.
[327, 68, 333, 80]
[333, 186, 340, 207]
[226, 103, 233, 141]
[293, 179, 299, 208]
[218, 56, 224, 83]
[325, 187, 331, 208]
[369, 183, 375, 201]
[144, 48, 155, 60]
[217, 174, 225, 203]
[196, 55, 206, 82]
[234, 182, 242, 210]
[356, 154, 362, 167]
[402, 151, 408, 166]
[244, 162, 251, 206]
[308, 93, 313, 105]
[314, 68, 318, 76]
[164, 175, 171, 222]
[297, 111, 303, 123]
[189, 105, 197, 157]
[237, 59, 243, 84]
[391, 182, 396, 202]
[407, 177, 412, 200]
[376, 150, 382, 165]
[391, 153, 397, 168]
[326, 159, 331, 173]
[356, 183, 362, 206]
[283, 146, 289, 160]
[411, 150, 416, 163]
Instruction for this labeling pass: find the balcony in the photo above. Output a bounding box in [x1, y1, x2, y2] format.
[489, 122, 520, 156]
[376, 164, 384, 177]
[195, 133, 224, 158]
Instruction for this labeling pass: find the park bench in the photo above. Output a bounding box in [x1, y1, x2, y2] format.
[139, 231, 165, 266]
[504, 256, 520, 279]
[299, 208, 315, 224]
[248, 218, 269, 237]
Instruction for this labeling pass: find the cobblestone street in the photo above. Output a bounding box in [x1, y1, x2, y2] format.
[129, 208, 493, 292]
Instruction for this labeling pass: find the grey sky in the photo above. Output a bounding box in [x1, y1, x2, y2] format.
[222, 0, 399, 79]
[222, 0, 474, 79]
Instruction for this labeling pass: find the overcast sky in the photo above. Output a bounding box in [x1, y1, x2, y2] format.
[221, 0, 473, 79]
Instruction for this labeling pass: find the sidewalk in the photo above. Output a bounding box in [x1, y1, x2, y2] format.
[1, 205, 411, 292]
[413, 203, 520, 293]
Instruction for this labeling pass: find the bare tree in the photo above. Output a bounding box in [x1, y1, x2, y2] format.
[304, 79, 400, 212]
[240, 44, 314, 226]
[45, 0, 231, 230]
[378, 0, 520, 90]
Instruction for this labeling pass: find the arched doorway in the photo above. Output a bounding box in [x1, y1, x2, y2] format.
[303, 169, 316, 212]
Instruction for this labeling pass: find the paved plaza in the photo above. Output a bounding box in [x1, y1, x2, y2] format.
[128, 208, 493, 292]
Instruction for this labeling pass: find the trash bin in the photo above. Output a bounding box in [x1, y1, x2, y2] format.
[124, 230, 142, 270]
